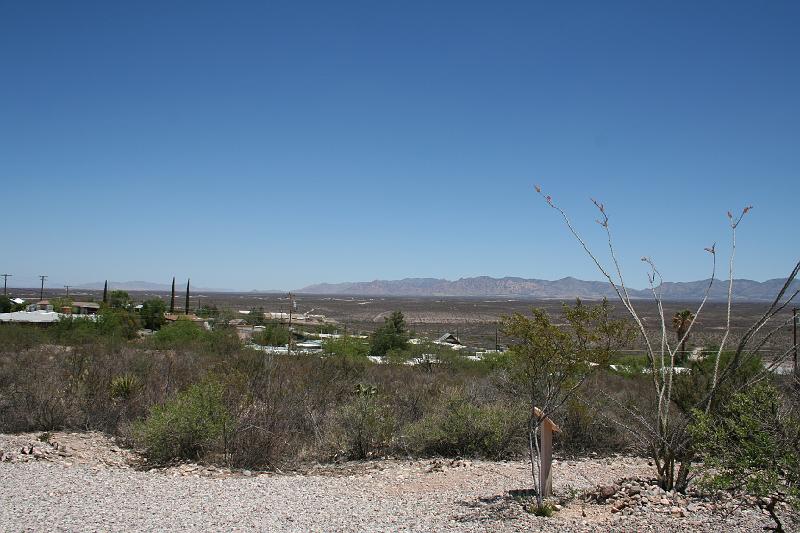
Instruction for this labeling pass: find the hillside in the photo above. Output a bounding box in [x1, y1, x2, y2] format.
[298, 275, 800, 301]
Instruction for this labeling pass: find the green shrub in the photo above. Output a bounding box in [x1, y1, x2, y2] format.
[673, 349, 763, 414]
[151, 320, 240, 356]
[329, 384, 395, 459]
[134, 381, 230, 463]
[558, 394, 631, 453]
[50, 315, 105, 345]
[151, 320, 205, 347]
[139, 299, 167, 330]
[404, 388, 525, 459]
[0, 324, 45, 352]
[0, 296, 26, 313]
[204, 328, 241, 356]
[252, 322, 290, 347]
[322, 336, 369, 358]
[530, 503, 555, 517]
[110, 374, 140, 401]
[689, 383, 800, 532]
[369, 311, 409, 356]
[49, 309, 140, 345]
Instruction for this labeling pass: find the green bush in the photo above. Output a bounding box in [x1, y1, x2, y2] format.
[322, 336, 369, 358]
[50, 315, 105, 345]
[96, 309, 140, 340]
[110, 374, 140, 401]
[673, 349, 763, 414]
[404, 388, 525, 459]
[140, 299, 167, 330]
[329, 384, 395, 459]
[252, 322, 290, 347]
[49, 309, 140, 345]
[0, 324, 45, 352]
[149, 320, 240, 356]
[0, 296, 26, 313]
[134, 381, 230, 463]
[151, 319, 205, 346]
[369, 311, 409, 356]
[689, 383, 800, 532]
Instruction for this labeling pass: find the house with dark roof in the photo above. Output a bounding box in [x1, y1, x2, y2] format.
[435, 333, 463, 346]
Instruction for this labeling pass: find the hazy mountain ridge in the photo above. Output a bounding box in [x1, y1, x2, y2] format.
[298, 276, 800, 301]
[75, 281, 235, 292]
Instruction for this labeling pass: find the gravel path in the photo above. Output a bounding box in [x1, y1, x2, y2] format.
[0, 433, 776, 532]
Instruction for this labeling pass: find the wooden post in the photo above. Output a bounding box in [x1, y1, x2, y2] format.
[533, 407, 561, 498]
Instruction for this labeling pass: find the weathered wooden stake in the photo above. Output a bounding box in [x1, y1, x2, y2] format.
[533, 407, 561, 498]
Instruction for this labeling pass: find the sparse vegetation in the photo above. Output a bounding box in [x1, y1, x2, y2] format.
[0, 303, 649, 468]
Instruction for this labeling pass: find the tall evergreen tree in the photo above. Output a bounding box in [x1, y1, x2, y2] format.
[102, 280, 108, 304]
[184, 278, 190, 315]
[170, 277, 176, 313]
[368, 310, 409, 356]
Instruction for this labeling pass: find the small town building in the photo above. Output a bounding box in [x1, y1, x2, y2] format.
[28, 300, 54, 312]
[70, 302, 100, 315]
[0, 310, 97, 325]
[434, 333, 466, 349]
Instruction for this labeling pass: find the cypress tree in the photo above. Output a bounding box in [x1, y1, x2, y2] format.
[170, 277, 176, 313]
[102, 280, 108, 304]
[184, 278, 190, 315]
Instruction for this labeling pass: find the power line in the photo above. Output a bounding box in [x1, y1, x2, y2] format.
[38, 275, 47, 301]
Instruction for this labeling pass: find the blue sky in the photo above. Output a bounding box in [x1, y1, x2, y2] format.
[1, 1, 798, 290]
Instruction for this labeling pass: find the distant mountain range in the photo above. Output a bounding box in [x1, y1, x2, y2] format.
[75, 281, 242, 293]
[297, 276, 800, 301]
[62, 276, 800, 301]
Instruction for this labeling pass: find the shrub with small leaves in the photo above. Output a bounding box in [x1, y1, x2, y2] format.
[329, 384, 394, 459]
[404, 388, 526, 459]
[690, 383, 800, 532]
[134, 381, 230, 463]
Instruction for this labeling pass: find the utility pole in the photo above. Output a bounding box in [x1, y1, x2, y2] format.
[38, 275, 47, 301]
[64, 285, 71, 297]
[1, 274, 10, 296]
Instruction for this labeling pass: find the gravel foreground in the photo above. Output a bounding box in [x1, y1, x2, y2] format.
[0, 433, 779, 532]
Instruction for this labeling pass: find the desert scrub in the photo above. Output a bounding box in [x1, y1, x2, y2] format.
[404, 388, 526, 459]
[134, 381, 230, 463]
[109, 374, 140, 402]
[328, 384, 395, 460]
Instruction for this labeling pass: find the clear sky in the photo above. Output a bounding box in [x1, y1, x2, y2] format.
[1, 1, 798, 290]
